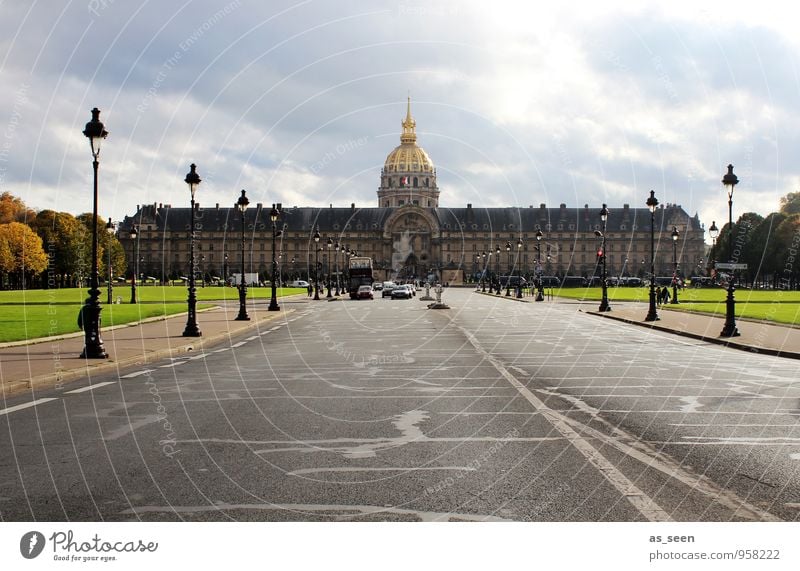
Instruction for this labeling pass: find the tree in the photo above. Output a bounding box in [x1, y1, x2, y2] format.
[779, 192, 800, 216]
[30, 210, 88, 287]
[0, 222, 49, 288]
[772, 214, 800, 288]
[0, 192, 35, 224]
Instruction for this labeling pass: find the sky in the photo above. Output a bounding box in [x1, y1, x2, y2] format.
[1, 0, 798, 242]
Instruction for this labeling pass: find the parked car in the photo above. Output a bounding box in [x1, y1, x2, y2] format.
[391, 284, 413, 299]
[289, 280, 310, 288]
[372, 283, 383, 291]
[356, 285, 374, 300]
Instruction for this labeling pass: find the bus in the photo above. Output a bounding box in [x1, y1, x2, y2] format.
[348, 257, 373, 299]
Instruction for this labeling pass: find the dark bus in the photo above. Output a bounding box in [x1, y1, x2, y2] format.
[347, 257, 373, 299]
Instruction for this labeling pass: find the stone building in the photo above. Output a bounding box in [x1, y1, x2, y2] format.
[119, 99, 706, 285]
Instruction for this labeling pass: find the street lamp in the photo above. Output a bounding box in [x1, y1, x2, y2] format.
[671, 226, 680, 304]
[326, 237, 333, 298]
[268, 204, 281, 311]
[334, 242, 341, 296]
[105, 218, 115, 305]
[223, 252, 228, 285]
[598, 203, 611, 312]
[645, 190, 659, 321]
[720, 164, 740, 337]
[199, 254, 205, 288]
[182, 163, 202, 336]
[481, 251, 487, 292]
[535, 229, 544, 301]
[495, 245, 501, 295]
[80, 107, 109, 359]
[235, 189, 250, 321]
[313, 229, 320, 300]
[516, 237, 523, 298]
[129, 224, 138, 303]
[709, 220, 719, 278]
[505, 241, 512, 296]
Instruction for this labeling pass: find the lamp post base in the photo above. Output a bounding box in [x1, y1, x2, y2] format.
[720, 286, 739, 337]
[182, 324, 202, 337]
[598, 299, 611, 312]
[645, 288, 659, 321]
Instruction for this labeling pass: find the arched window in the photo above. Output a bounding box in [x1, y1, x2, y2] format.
[424, 178, 429, 187]
[413, 177, 418, 187]
[388, 178, 393, 188]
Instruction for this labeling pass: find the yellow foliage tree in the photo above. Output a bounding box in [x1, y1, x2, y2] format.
[0, 222, 49, 286]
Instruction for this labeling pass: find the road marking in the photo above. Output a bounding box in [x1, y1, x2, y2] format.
[231, 341, 247, 348]
[288, 466, 476, 476]
[187, 353, 210, 360]
[268, 326, 281, 331]
[458, 326, 673, 522]
[246, 336, 259, 341]
[65, 382, 117, 394]
[213, 347, 231, 353]
[120, 369, 154, 379]
[0, 398, 58, 416]
[159, 361, 186, 368]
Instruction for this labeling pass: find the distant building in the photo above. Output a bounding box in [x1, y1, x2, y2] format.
[120, 99, 705, 284]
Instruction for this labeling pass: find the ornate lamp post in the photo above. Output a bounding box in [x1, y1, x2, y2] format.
[708, 221, 718, 278]
[80, 107, 109, 359]
[199, 254, 205, 287]
[235, 189, 250, 321]
[645, 190, 659, 322]
[326, 237, 333, 298]
[129, 224, 138, 303]
[495, 245, 501, 295]
[182, 163, 202, 336]
[313, 229, 320, 300]
[598, 203, 611, 312]
[105, 218, 115, 305]
[535, 229, 544, 301]
[505, 241, 512, 296]
[516, 237, 523, 298]
[268, 204, 281, 311]
[223, 252, 228, 285]
[334, 242, 341, 296]
[671, 226, 680, 304]
[481, 251, 487, 292]
[486, 251, 493, 293]
[720, 164, 740, 337]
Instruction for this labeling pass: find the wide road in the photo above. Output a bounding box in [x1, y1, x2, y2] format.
[1, 288, 798, 521]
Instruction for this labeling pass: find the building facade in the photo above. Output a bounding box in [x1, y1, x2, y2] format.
[120, 100, 706, 285]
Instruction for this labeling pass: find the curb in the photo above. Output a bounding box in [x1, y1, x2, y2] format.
[6, 308, 296, 396]
[586, 311, 800, 360]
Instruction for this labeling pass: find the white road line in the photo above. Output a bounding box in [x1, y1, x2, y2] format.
[231, 341, 247, 348]
[65, 382, 117, 394]
[159, 361, 187, 368]
[458, 326, 673, 522]
[187, 353, 210, 360]
[120, 369, 154, 379]
[246, 336, 259, 341]
[213, 347, 231, 353]
[268, 326, 281, 331]
[0, 398, 59, 416]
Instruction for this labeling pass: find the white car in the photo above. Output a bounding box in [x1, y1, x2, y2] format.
[289, 280, 310, 288]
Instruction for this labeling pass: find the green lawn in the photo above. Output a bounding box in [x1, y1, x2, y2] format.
[0, 286, 306, 305]
[554, 286, 800, 326]
[0, 303, 214, 343]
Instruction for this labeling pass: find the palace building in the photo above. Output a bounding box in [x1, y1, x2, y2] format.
[119, 99, 706, 285]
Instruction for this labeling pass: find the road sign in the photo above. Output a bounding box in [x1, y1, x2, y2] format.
[714, 263, 748, 270]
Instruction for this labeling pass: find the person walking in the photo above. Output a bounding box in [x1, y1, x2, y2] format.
[661, 286, 670, 305]
[307, 283, 313, 297]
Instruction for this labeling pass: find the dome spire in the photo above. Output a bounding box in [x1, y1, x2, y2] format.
[400, 95, 416, 144]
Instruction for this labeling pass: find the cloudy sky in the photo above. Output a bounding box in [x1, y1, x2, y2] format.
[1, 0, 797, 240]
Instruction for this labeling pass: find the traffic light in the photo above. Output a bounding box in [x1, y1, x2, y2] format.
[597, 248, 604, 258]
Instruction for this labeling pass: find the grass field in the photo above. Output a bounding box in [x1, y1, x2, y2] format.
[0, 303, 214, 343]
[0, 286, 306, 342]
[553, 286, 800, 326]
[0, 286, 307, 304]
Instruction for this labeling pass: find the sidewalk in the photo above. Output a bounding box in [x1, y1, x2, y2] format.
[583, 302, 800, 359]
[0, 297, 306, 397]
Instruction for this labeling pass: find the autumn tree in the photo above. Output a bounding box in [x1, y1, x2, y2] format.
[0, 192, 35, 224]
[779, 192, 800, 216]
[0, 222, 48, 288]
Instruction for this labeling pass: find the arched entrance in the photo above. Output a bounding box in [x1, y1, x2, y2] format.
[382, 207, 440, 282]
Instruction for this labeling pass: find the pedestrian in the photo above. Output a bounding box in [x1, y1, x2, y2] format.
[307, 283, 312, 297]
[656, 287, 663, 306]
[661, 286, 670, 304]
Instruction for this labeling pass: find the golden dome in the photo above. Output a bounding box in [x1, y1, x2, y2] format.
[383, 97, 435, 174]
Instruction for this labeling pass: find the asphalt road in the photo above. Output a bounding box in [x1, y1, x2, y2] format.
[1, 288, 798, 521]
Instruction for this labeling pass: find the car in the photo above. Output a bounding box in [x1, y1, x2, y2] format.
[372, 283, 383, 291]
[382, 283, 397, 297]
[391, 284, 413, 299]
[356, 285, 374, 299]
[289, 280, 310, 288]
